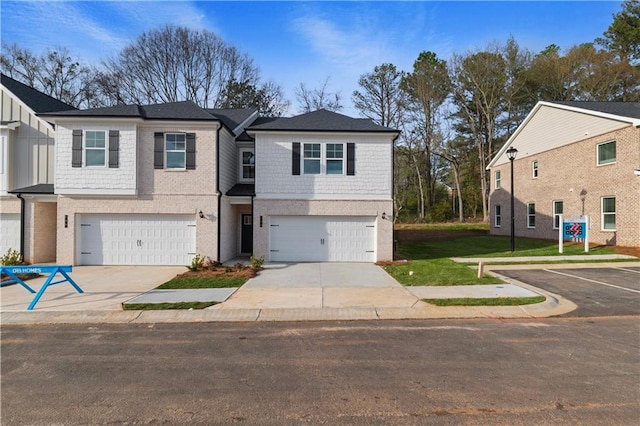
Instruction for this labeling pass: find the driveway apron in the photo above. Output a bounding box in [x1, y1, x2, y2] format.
[215, 263, 421, 310]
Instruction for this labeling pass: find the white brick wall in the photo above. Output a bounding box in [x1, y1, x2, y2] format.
[255, 133, 393, 199]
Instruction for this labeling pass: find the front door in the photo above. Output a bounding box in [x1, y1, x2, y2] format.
[241, 214, 253, 254]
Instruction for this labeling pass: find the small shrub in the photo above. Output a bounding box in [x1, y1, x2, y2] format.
[250, 255, 264, 269]
[1, 248, 23, 266]
[188, 254, 206, 271]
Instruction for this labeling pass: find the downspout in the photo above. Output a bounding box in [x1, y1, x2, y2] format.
[391, 132, 400, 259]
[16, 193, 25, 260]
[215, 125, 222, 263]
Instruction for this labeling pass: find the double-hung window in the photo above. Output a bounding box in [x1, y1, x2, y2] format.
[527, 203, 536, 228]
[531, 160, 538, 178]
[241, 150, 255, 180]
[553, 200, 563, 229]
[494, 205, 501, 227]
[303, 143, 321, 174]
[597, 141, 616, 165]
[601, 197, 616, 230]
[495, 171, 501, 189]
[85, 131, 106, 167]
[326, 144, 344, 174]
[165, 133, 186, 169]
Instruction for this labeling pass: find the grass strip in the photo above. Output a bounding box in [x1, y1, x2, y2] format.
[423, 296, 546, 306]
[123, 301, 217, 310]
[157, 276, 246, 289]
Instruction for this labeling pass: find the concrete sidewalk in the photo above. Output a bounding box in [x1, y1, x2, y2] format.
[0, 260, 588, 324]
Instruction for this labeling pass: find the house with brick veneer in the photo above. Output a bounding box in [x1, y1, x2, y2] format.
[488, 101, 640, 248]
[33, 102, 398, 266]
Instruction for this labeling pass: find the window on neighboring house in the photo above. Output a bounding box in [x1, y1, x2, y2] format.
[553, 200, 563, 229]
[85, 130, 106, 167]
[527, 203, 536, 228]
[601, 197, 616, 230]
[326, 144, 344, 174]
[165, 133, 186, 169]
[495, 170, 501, 189]
[494, 205, 501, 227]
[597, 141, 616, 165]
[303, 143, 321, 174]
[532, 160, 538, 178]
[241, 150, 255, 180]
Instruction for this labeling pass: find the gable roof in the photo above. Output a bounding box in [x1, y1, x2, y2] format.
[247, 109, 398, 134]
[488, 101, 640, 169]
[1, 73, 76, 113]
[207, 108, 257, 133]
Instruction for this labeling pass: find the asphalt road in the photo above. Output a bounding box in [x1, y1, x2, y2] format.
[494, 267, 640, 317]
[2, 318, 639, 425]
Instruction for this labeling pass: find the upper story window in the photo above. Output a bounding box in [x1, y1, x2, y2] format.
[165, 133, 186, 169]
[85, 131, 106, 167]
[303, 143, 321, 174]
[241, 149, 255, 180]
[495, 170, 501, 189]
[531, 160, 538, 178]
[326, 144, 344, 174]
[597, 140, 616, 165]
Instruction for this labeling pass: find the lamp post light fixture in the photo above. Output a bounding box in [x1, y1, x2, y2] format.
[506, 146, 518, 252]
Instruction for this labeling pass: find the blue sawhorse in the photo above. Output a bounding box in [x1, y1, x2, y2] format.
[0, 265, 83, 310]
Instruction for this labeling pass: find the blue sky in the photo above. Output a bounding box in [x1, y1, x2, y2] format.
[1, 1, 622, 115]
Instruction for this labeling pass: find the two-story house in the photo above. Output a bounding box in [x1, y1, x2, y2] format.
[1, 74, 76, 262]
[488, 101, 640, 248]
[37, 103, 398, 266]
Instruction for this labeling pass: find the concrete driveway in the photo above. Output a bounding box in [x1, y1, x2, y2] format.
[1, 266, 185, 311]
[216, 263, 421, 310]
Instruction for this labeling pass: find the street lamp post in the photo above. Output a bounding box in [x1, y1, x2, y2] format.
[506, 147, 518, 252]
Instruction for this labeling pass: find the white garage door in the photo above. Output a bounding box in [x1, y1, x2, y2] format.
[269, 216, 375, 262]
[77, 214, 196, 265]
[0, 213, 21, 255]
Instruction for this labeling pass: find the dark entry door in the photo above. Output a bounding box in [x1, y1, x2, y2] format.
[241, 214, 253, 254]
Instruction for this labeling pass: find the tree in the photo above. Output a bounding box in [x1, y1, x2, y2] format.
[99, 25, 282, 109]
[219, 79, 290, 116]
[401, 51, 451, 219]
[295, 77, 343, 113]
[597, 0, 640, 64]
[352, 63, 406, 127]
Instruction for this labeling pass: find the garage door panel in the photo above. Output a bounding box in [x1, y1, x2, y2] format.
[0, 213, 21, 254]
[78, 214, 196, 265]
[270, 216, 375, 262]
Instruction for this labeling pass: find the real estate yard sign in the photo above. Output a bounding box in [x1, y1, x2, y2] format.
[559, 215, 589, 253]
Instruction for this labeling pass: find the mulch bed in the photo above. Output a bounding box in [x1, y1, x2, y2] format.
[177, 266, 260, 279]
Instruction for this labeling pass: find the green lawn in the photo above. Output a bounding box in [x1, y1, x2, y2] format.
[385, 235, 618, 286]
[157, 276, 247, 289]
[423, 296, 546, 306]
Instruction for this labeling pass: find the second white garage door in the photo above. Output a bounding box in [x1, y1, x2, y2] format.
[77, 214, 196, 265]
[0, 213, 21, 255]
[269, 216, 376, 262]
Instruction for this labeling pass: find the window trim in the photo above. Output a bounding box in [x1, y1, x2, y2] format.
[597, 140, 616, 166]
[601, 196, 616, 231]
[326, 143, 344, 175]
[495, 170, 501, 189]
[84, 130, 107, 168]
[527, 202, 536, 228]
[301, 142, 345, 176]
[494, 204, 501, 228]
[552, 200, 563, 230]
[165, 133, 187, 170]
[531, 160, 538, 179]
[239, 148, 255, 181]
[303, 143, 321, 174]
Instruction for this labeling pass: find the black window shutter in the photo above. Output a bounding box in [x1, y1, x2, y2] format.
[292, 142, 300, 175]
[154, 132, 164, 169]
[72, 129, 83, 167]
[347, 143, 355, 176]
[108, 130, 119, 168]
[186, 133, 196, 170]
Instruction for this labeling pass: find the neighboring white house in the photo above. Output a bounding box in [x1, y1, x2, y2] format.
[0, 74, 76, 262]
[35, 102, 398, 266]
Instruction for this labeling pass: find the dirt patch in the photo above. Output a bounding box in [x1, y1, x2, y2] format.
[609, 245, 640, 258]
[395, 229, 488, 242]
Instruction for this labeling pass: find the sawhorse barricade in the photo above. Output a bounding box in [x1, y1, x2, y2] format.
[0, 265, 83, 310]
